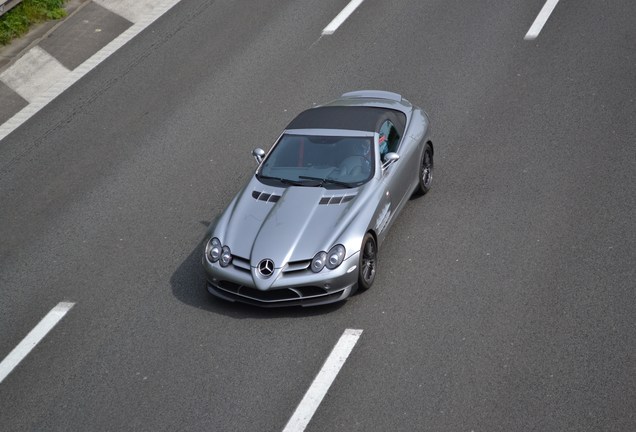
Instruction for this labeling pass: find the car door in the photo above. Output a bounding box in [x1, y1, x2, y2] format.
[384, 119, 416, 199]
[376, 120, 412, 239]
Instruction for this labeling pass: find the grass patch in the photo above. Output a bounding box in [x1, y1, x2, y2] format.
[0, 0, 67, 45]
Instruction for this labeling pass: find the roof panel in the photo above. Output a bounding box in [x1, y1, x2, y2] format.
[286, 106, 406, 134]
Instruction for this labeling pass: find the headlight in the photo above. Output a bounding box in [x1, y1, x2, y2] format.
[206, 237, 222, 263]
[220, 245, 232, 267]
[311, 251, 327, 273]
[326, 244, 345, 269]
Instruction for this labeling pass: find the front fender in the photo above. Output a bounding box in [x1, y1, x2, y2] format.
[328, 180, 391, 258]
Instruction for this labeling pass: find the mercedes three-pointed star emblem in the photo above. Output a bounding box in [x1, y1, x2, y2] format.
[257, 259, 274, 278]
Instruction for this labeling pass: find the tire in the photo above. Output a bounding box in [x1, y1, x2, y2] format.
[357, 233, 377, 292]
[415, 143, 433, 195]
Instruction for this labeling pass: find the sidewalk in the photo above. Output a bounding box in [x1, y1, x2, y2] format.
[0, 0, 157, 125]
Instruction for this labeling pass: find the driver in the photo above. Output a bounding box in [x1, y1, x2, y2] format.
[357, 140, 371, 158]
[378, 122, 391, 158]
[338, 140, 371, 176]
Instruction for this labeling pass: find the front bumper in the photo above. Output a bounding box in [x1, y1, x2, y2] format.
[203, 252, 360, 307]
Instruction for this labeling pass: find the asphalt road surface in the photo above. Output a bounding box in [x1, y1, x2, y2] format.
[1, 0, 634, 430]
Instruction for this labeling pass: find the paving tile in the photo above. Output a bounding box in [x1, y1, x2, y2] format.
[93, 0, 157, 23]
[0, 46, 70, 102]
[39, 1, 132, 71]
[0, 81, 28, 124]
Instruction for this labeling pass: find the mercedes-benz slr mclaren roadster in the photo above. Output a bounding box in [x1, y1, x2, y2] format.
[203, 90, 433, 307]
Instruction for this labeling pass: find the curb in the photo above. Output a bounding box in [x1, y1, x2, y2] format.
[0, 0, 183, 141]
[0, 0, 89, 73]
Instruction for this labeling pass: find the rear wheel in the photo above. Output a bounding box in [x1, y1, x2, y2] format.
[357, 233, 377, 292]
[415, 143, 433, 195]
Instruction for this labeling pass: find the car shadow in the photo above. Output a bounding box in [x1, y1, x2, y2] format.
[409, 190, 428, 201]
[170, 232, 346, 319]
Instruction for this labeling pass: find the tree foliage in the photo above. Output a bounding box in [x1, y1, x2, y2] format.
[1, 0, 67, 45]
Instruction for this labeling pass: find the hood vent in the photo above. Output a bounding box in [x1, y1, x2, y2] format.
[252, 190, 281, 203]
[319, 195, 355, 205]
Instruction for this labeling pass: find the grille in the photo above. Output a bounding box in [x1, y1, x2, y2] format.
[231, 256, 310, 274]
[216, 280, 330, 302]
[283, 260, 311, 273]
[319, 195, 355, 205]
[252, 190, 281, 203]
[231, 255, 251, 272]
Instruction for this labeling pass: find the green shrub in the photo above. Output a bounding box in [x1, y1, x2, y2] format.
[0, 0, 67, 45]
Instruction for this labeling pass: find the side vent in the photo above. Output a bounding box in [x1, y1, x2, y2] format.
[252, 190, 281, 203]
[319, 195, 355, 205]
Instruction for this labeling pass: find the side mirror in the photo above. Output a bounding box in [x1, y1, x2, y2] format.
[252, 148, 265, 164]
[382, 152, 399, 170]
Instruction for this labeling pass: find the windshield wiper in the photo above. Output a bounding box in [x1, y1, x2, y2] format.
[257, 174, 305, 186]
[298, 175, 355, 188]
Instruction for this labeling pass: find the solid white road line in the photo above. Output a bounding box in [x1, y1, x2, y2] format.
[0, 302, 75, 384]
[525, 0, 561, 40]
[282, 328, 363, 432]
[322, 0, 364, 35]
[0, 0, 184, 144]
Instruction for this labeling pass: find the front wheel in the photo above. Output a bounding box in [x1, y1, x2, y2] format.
[415, 143, 433, 195]
[357, 233, 377, 292]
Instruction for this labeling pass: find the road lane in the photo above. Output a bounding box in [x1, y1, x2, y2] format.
[0, 0, 369, 430]
[0, 0, 634, 431]
[303, 0, 636, 430]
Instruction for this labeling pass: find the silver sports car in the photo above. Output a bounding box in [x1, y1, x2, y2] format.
[203, 90, 433, 307]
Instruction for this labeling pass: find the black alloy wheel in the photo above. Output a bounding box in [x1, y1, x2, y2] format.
[357, 233, 377, 292]
[416, 143, 433, 195]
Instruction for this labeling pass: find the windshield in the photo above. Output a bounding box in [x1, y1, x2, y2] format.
[258, 134, 374, 188]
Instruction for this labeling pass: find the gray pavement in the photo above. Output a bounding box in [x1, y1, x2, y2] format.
[0, 0, 634, 431]
[0, 80, 26, 123]
[39, 1, 131, 70]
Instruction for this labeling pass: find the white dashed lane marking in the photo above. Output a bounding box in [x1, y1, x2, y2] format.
[0, 302, 75, 385]
[525, 0, 561, 40]
[322, 0, 364, 35]
[282, 328, 363, 432]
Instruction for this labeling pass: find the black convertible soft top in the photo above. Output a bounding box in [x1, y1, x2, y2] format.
[286, 106, 406, 136]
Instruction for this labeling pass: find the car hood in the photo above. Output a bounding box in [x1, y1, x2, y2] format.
[217, 179, 359, 268]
